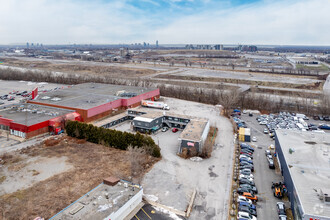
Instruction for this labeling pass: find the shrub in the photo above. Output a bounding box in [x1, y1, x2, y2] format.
[65, 121, 161, 157]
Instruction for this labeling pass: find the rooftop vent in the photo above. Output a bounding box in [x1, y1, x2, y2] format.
[41, 96, 50, 100]
[119, 92, 137, 97]
[103, 176, 120, 186]
[325, 193, 330, 203]
[51, 97, 61, 101]
[317, 189, 330, 203]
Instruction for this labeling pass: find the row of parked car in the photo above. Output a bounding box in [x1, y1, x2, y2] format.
[259, 114, 289, 220]
[257, 115, 324, 138]
[265, 150, 275, 169]
[0, 94, 16, 101]
[1, 90, 31, 100]
[236, 143, 258, 220]
[313, 115, 330, 121]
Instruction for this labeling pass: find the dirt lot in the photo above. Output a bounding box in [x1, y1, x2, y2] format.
[157, 73, 323, 90]
[0, 58, 157, 78]
[0, 136, 159, 220]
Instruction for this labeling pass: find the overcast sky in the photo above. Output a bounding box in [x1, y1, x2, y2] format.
[0, 0, 329, 45]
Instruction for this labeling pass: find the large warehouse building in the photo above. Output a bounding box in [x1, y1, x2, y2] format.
[29, 83, 160, 122]
[0, 104, 80, 139]
[275, 129, 330, 220]
[0, 83, 159, 139]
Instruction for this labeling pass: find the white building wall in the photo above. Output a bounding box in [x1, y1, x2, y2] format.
[200, 120, 210, 147]
[106, 188, 143, 220]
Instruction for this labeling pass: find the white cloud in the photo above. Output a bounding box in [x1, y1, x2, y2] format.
[0, 0, 329, 45]
[152, 0, 330, 45]
[0, 0, 149, 44]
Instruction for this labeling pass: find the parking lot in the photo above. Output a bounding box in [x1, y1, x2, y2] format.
[0, 80, 65, 108]
[240, 113, 284, 220]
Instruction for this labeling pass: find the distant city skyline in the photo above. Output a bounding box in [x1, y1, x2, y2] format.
[0, 0, 329, 45]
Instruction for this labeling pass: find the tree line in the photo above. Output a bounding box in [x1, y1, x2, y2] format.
[65, 121, 161, 158]
[0, 67, 329, 116]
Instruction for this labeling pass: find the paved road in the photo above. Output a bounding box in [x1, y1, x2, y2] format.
[0, 135, 49, 154]
[0, 136, 20, 148]
[240, 114, 283, 220]
[323, 72, 330, 95]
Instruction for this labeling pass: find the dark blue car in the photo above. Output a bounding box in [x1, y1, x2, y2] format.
[319, 124, 330, 130]
[240, 158, 253, 164]
[239, 201, 256, 210]
[240, 143, 255, 152]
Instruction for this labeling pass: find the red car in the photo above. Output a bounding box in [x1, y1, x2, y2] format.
[172, 128, 179, 133]
[8, 96, 15, 101]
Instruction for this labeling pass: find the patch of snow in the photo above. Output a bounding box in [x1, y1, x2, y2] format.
[98, 204, 112, 212]
[190, 157, 203, 162]
[152, 206, 182, 220]
[144, 194, 159, 202]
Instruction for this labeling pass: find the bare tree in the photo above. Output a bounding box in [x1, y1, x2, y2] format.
[128, 146, 148, 184]
[218, 89, 240, 117]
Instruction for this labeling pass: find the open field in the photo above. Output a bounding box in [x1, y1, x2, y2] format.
[0, 55, 328, 115]
[0, 58, 158, 78]
[0, 136, 160, 220]
[157, 73, 323, 90]
[297, 63, 330, 71]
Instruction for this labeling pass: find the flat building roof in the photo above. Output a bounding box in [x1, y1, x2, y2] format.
[129, 107, 190, 121]
[0, 104, 73, 126]
[51, 180, 142, 220]
[130, 108, 209, 142]
[180, 119, 209, 142]
[32, 83, 157, 110]
[92, 112, 128, 127]
[276, 129, 330, 218]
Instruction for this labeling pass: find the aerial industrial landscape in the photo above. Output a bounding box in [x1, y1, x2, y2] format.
[0, 0, 330, 220]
